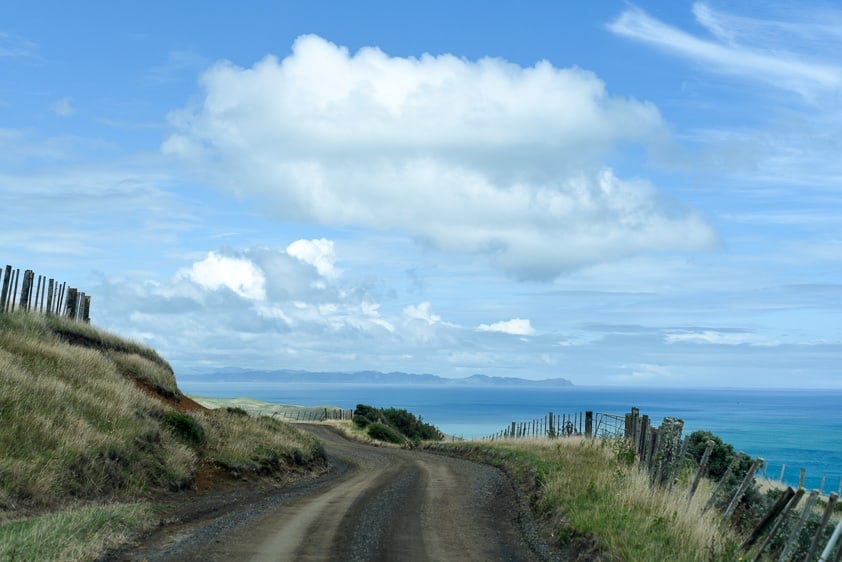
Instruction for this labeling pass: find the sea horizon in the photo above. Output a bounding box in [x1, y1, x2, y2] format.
[181, 380, 842, 493]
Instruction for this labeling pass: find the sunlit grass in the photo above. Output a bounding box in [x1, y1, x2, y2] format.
[448, 436, 740, 561]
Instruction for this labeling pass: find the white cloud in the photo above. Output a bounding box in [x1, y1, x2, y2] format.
[163, 34, 716, 280]
[608, 3, 842, 101]
[665, 329, 776, 346]
[286, 238, 338, 278]
[50, 97, 76, 117]
[478, 318, 535, 336]
[179, 251, 266, 300]
[404, 301, 443, 325]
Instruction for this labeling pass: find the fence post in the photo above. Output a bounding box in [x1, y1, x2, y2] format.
[34, 275, 42, 311]
[741, 486, 796, 551]
[687, 440, 715, 502]
[778, 489, 820, 562]
[807, 492, 839, 560]
[0, 265, 10, 311]
[751, 488, 805, 562]
[585, 411, 593, 437]
[548, 413, 554, 438]
[65, 288, 78, 318]
[668, 435, 691, 493]
[722, 457, 763, 524]
[704, 452, 745, 513]
[10, 269, 19, 311]
[19, 270, 32, 310]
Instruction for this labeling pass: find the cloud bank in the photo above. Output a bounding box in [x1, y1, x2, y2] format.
[164, 35, 716, 280]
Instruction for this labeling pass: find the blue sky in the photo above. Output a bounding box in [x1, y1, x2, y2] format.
[2, 1, 841, 387]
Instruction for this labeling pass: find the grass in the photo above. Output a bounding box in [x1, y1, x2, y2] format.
[435, 436, 741, 561]
[0, 310, 327, 559]
[0, 503, 156, 561]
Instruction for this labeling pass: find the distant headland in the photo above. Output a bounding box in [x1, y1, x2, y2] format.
[182, 368, 574, 387]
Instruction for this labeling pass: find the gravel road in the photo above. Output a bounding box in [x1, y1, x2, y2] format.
[112, 425, 557, 561]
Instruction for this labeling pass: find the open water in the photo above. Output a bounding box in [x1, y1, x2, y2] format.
[180, 382, 842, 493]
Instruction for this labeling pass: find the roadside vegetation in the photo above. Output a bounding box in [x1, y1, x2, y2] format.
[431, 436, 738, 561]
[352, 403, 443, 446]
[0, 311, 325, 560]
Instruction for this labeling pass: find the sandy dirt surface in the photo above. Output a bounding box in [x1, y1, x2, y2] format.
[108, 424, 558, 561]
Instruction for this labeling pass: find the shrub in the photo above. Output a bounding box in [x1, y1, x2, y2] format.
[164, 412, 205, 447]
[225, 407, 249, 417]
[687, 430, 752, 481]
[381, 407, 443, 441]
[367, 422, 404, 444]
[352, 414, 371, 428]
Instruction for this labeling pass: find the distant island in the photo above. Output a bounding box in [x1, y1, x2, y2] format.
[180, 368, 574, 387]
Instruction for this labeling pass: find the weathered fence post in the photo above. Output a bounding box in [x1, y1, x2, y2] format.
[751, 488, 805, 562]
[806, 492, 839, 560]
[65, 288, 78, 319]
[722, 457, 763, 524]
[704, 452, 745, 513]
[741, 486, 796, 552]
[668, 436, 691, 493]
[778, 489, 820, 562]
[585, 411, 593, 437]
[510, 422, 516, 438]
[0, 265, 11, 311]
[687, 440, 715, 502]
[10, 268, 19, 311]
[548, 413, 554, 438]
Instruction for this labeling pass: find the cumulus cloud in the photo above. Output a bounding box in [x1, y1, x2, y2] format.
[179, 251, 267, 300]
[163, 34, 716, 280]
[286, 238, 338, 278]
[404, 302, 444, 325]
[478, 318, 535, 336]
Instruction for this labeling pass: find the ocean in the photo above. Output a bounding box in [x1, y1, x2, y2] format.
[180, 382, 842, 493]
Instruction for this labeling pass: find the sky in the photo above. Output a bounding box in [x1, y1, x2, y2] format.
[2, 1, 841, 388]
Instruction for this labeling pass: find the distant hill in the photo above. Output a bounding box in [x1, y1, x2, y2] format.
[181, 368, 574, 387]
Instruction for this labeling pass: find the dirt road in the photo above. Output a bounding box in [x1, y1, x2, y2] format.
[115, 425, 556, 561]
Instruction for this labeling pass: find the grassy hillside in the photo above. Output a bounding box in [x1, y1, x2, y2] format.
[0, 311, 325, 560]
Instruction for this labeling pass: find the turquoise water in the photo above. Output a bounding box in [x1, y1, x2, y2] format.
[180, 382, 842, 492]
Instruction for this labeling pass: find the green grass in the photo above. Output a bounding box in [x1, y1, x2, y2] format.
[0, 503, 156, 561]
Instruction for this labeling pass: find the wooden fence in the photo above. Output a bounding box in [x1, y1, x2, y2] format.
[481, 405, 842, 559]
[625, 407, 842, 561]
[0, 264, 90, 322]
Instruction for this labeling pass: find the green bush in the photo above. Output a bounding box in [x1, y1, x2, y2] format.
[381, 407, 442, 441]
[164, 412, 205, 447]
[687, 430, 751, 481]
[225, 407, 249, 417]
[352, 414, 371, 428]
[367, 422, 404, 444]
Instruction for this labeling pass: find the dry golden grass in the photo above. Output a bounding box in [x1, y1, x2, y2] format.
[0, 310, 327, 559]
